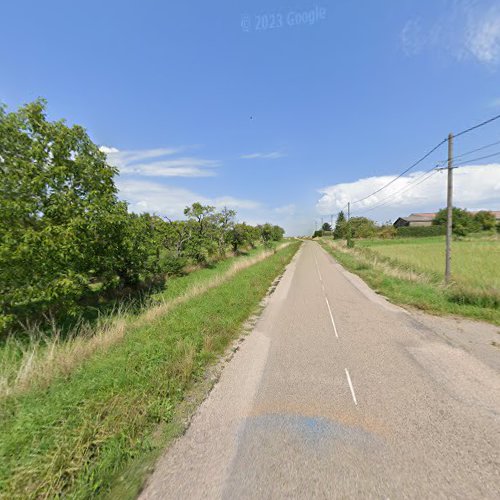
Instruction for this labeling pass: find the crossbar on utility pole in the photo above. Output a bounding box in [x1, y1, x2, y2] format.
[445, 133, 454, 283]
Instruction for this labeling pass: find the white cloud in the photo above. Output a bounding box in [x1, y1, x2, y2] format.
[463, 5, 500, 64]
[401, 1, 500, 66]
[116, 179, 261, 217]
[100, 146, 219, 177]
[316, 164, 500, 222]
[240, 151, 286, 160]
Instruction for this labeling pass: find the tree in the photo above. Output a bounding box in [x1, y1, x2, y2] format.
[333, 211, 347, 239]
[349, 217, 377, 238]
[474, 211, 496, 231]
[183, 203, 217, 263]
[433, 207, 479, 236]
[0, 99, 125, 330]
[214, 207, 236, 256]
[258, 223, 285, 247]
[321, 222, 332, 232]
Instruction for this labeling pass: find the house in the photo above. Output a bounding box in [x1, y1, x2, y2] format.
[393, 211, 500, 228]
[393, 213, 436, 228]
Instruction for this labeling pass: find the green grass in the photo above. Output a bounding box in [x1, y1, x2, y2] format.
[319, 238, 499, 325]
[0, 242, 300, 499]
[357, 235, 500, 290]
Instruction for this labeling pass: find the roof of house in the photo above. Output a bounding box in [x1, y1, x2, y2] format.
[399, 211, 500, 222]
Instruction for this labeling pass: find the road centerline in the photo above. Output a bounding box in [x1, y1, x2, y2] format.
[345, 368, 358, 406]
[324, 296, 339, 339]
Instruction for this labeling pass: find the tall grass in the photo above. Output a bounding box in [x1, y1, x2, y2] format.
[0, 243, 289, 400]
[320, 239, 499, 325]
[0, 241, 300, 499]
[358, 235, 500, 291]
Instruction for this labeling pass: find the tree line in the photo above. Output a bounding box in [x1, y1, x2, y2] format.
[0, 100, 284, 335]
[313, 208, 499, 240]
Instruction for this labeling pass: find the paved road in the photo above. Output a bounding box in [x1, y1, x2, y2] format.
[141, 241, 500, 499]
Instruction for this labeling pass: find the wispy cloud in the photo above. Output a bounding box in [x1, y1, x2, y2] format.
[100, 146, 219, 177]
[316, 164, 500, 222]
[400, 1, 500, 66]
[274, 204, 296, 216]
[116, 179, 261, 216]
[463, 4, 500, 64]
[240, 151, 286, 160]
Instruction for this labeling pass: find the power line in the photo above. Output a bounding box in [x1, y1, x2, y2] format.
[452, 138, 500, 161]
[454, 113, 500, 139]
[453, 150, 500, 168]
[352, 167, 440, 216]
[350, 138, 447, 206]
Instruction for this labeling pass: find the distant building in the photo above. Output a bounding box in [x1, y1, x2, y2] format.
[393, 211, 500, 228]
[393, 213, 436, 228]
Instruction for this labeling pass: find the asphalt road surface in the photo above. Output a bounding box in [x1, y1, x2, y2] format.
[141, 241, 500, 499]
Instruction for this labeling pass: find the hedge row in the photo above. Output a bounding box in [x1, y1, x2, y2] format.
[396, 225, 447, 238]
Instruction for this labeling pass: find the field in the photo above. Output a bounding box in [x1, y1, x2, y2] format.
[320, 235, 499, 325]
[357, 236, 500, 291]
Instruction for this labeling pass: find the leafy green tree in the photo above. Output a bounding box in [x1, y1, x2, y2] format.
[321, 222, 332, 232]
[229, 223, 257, 252]
[0, 99, 125, 330]
[183, 203, 217, 263]
[257, 223, 284, 247]
[271, 225, 285, 241]
[433, 207, 479, 236]
[333, 211, 347, 239]
[214, 207, 236, 256]
[474, 210, 496, 231]
[349, 217, 377, 238]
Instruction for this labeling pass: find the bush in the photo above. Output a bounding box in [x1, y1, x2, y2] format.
[474, 211, 496, 231]
[396, 225, 447, 238]
[159, 255, 187, 276]
[433, 207, 480, 236]
[378, 225, 397, 239]
[349, 217, 377, 238]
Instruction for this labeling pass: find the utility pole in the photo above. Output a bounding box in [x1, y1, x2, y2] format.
[347, 202, 352, 247]
[445, 133, 453, 283]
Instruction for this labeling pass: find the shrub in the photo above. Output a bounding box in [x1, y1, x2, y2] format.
[378, 225, 397, 239]
[474, 211, 496, 231]
[433, 207, 480, 235]
[396, 226, 447, 238]
[159, 255, 187, 276]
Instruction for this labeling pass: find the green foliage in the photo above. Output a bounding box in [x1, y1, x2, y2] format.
[396, 225, 447, 238]
[348, 217, 377, 238]
[377, 225, 397, 239]
[333, 211, 347, 239]
[433, 207, 480, 236]
[0, 99, 124, 329]
[474, 210, 496, 231]
[0, 101, 286, 336]
[321, 222, 332, 232]
[259, 223, 285, 247]
[0, 243, 300, 499]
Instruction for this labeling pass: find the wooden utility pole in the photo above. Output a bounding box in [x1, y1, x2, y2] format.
[347, 202, 352, 246]
[445, 133, 454, 283]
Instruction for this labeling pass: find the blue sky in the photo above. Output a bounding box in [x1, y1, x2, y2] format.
[1, 0, 500, 234]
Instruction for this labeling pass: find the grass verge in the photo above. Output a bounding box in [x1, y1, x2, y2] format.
[319, 239, 499, 325]
[0, 244, 288, 399]
[0, 241, 300, 498]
